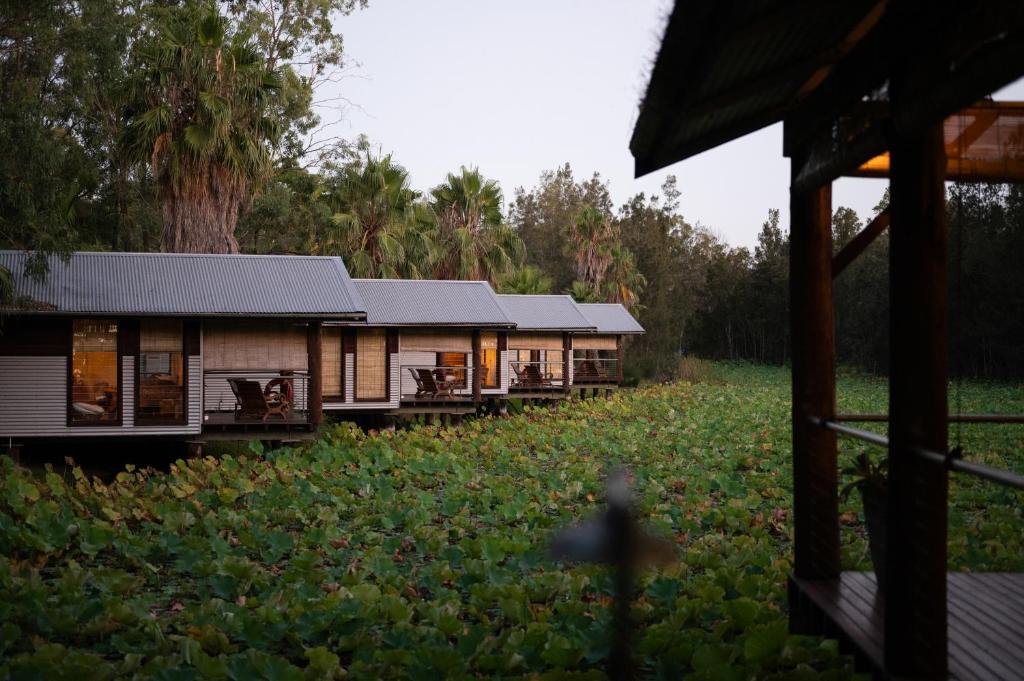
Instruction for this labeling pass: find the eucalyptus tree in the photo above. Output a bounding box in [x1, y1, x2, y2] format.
[126, 4, 283, 253]
[326, 152, 430, 278]
[429, 167, 524, 283]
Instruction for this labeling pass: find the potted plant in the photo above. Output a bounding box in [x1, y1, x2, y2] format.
[840, 452, 888, 591]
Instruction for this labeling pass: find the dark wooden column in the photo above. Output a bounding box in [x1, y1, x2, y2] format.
[616, 335, 624, 383]
[885, 119, 948, 678]
[471, 330, 482, 404]
[562, 332, 572, 396]
[306, 321, 323, 426]
[789, 175, 840, 582]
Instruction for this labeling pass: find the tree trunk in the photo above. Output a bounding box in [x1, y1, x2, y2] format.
[161, 171, 243, 253]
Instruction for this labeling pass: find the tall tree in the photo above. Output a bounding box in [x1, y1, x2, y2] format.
[125, 4, 284, 253]
[429, 167, 523, 283]
[324, 152, 429, 278]
[509, 164, 614, 294]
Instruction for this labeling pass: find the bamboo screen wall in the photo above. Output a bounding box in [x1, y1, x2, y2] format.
[323, 328, 343, 398]
[400, 331, 472, 352]
[356, 329, 387, 400]
[574, 335, 618, 351]
[508, 332, 563, 351]
[204, 321, 308, 371]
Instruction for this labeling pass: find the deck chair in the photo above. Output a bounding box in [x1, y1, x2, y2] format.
[228, 378, 290, 422]
[409, 367, 431, 398]
[511, 363, 527, 387]
[417, 368, 453, 399]
[524, 364, 549, 387]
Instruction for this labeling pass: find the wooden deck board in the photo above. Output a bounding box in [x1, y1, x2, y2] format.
[790, 571, 1024, 680]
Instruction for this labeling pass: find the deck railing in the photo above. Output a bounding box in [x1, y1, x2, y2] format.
[508, 360, 566, 389]
[203, 370, 310, 423]
[572, 357, 619, 383]
[400, 364, 469, 400]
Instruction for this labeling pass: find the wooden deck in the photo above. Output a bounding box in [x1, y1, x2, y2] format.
[790, 571, 1024, 680]
[202, 411, 313, 432]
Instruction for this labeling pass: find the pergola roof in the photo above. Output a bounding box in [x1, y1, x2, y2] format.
[631, 1, 1024, 180]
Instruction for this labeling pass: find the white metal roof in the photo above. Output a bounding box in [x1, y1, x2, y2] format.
[577, 303, 645, 334]
[354, 279, 514, 327]
[0, 251, 366, 318]
[496, 294, 596, 331]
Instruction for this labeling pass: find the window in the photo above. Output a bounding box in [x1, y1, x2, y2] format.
[356, 329, 387, 400]
[70, 319, 119, 424]
[137, 320, 185, 424]
[481, 332, 498, 388]
[437, 352, 468, 389]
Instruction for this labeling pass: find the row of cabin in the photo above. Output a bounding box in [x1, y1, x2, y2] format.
[0, 251, 642, 444]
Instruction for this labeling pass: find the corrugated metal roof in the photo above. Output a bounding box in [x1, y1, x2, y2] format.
[577, 303, 645, 334]
[496, 294, 596, 331]
[0, 251, 366, 318]
[354, 279, 514, 327]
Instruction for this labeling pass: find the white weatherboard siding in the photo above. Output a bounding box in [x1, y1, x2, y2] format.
[481, 349, 510, 395]
[0, 356, 201, 437]
[323, 353, 399, 410]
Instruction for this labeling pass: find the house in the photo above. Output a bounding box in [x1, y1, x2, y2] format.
[323, 279, 515, 418]
[574, 303, 644, 394]
[0, 251, 365, 443]
[631, 1, 1024, 678]
[496, 294, 595, 400]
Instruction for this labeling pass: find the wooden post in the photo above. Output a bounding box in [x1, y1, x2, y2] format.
[471, 330, 482, 404]
[562, 332, 572, 397]
[885, 119, 948, 678]
[307, 321, 323, 427]
[616, 334, 624, 383]
[789, 173, 840, 584]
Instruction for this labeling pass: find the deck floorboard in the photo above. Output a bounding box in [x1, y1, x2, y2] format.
[791, 571, 1024, 680]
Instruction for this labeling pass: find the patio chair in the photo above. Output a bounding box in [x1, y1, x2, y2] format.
[416, 368, 453, 399]
[228, 378, 290, 422]
[523, 363, 550, 387]
[511, 363, 527, 387]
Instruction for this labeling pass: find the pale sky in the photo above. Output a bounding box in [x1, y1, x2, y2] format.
[320, 1, 1024, 250]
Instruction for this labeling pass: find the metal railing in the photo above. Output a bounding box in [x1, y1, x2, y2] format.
[572, 357, 619, 383]
[813, 417, 1024, 491]
[203, 370, 310, 422]
[401, 364, 468, 399]
[509, 360, 566, 388]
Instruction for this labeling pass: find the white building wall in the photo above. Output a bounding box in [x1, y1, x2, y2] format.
[0, 355, 201, 438]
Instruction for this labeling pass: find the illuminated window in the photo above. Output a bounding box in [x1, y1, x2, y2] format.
[481, 332, 498, 388]
[70, 320, 119, 424]
[137, 320, 185, 424]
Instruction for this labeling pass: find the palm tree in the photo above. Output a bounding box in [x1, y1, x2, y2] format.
[565, 205, 644, 311]
[564, 204, 615, 298]
[429, 167, 524, 283]
[325, 152, 430, 278]
[126, 5, 283, 253]
[498, 265, 553, 294]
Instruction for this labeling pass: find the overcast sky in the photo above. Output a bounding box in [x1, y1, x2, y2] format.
[320, 1, 1024, 250]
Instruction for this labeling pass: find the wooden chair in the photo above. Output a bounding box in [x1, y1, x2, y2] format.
[511, 363, 527, 387]
[417, 368, 453, 399]
[228, 378, 290, 422]
[523, 363, 550, 387]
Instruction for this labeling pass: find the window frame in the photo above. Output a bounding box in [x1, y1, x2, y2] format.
[67, 318, 123, 428]
[134, 319, 189, 427]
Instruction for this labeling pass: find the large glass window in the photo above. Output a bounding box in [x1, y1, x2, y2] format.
[70, 319, 119, 424]
[137, 320, 185, 424]
[437, 352, 468, 389]
[480, 332, 498, 388]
